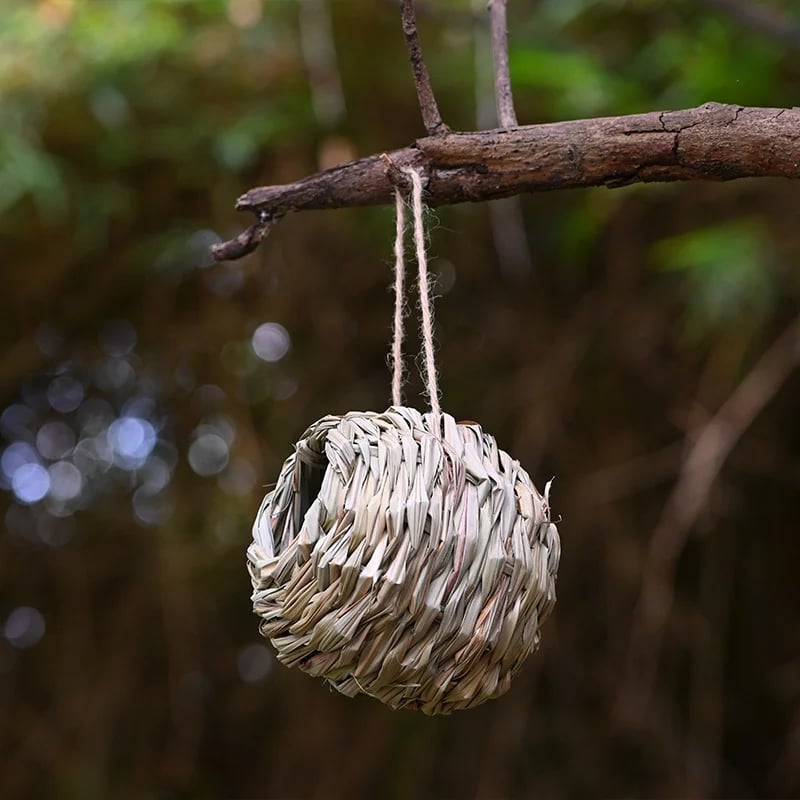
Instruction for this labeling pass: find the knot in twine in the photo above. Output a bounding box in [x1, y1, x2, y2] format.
[247, 167, 560, 714]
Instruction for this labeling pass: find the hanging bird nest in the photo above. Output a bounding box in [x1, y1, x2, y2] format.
[247, 406, 560, 715]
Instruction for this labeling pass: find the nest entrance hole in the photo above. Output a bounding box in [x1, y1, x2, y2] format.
[276, 450, 328, 557]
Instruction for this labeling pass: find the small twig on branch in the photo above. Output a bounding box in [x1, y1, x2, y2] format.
[210, 214, 276, 261]
[618, 312, 800, 727]
[211, 103, 800, 261]
[400, 0, 449, 135]
[379, 152, 411, 189]
[488, 0, 518, 128]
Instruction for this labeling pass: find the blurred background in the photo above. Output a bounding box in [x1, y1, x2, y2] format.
[2, 0, 800, 797]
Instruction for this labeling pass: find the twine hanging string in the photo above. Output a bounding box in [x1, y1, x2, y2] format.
[404, 168, 442, 421]
[391, 187, 407, 407]
[390, 167, 441, 426]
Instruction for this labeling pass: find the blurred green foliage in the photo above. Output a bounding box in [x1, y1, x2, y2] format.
[652, 220, 775, 335]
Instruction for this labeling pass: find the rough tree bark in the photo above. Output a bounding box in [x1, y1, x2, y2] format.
[211, 103, 800, 261]
[210, 0, 800, 261]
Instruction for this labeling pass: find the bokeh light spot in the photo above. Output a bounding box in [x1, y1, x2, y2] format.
[48, 461, 83, 502]
[2, 442, 39, 479]
[77, 397, 115, 436]
[95, 358, 135, 392]
[251, 322, 290, 363]
[107, 417, 156, 468]
[188, 433, 229, 477]
[35, 324, 63, 358]
[196, 415, 236, 446]
[4, 607, 46, 649]
[1, 404, 37, 439]
[46, 376, 84, 414]
[237, 643, 272, 684]
[89, 86, 130, 129]
[72, 436, 111, 475]
[36, 420, 76, 460]
[140, 456, 172, 493]
[11, 463, 50, 503]
[132, 487, 173, 526]
[228, 0, 262, 29]
[272, 376, 299, 401]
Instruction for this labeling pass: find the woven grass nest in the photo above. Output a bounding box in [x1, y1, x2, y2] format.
[247, 406, 560, 714]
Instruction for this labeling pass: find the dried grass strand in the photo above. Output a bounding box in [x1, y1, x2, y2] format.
[248, 407, 560, 714]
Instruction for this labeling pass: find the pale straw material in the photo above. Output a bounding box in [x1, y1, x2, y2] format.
[248, 408, 560, 714]
[248, 167, 560, 714]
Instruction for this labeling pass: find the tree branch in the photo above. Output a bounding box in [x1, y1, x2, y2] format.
[400, 0, 449, 136]
[211, 103, 800, 261]
[488, 0, 518, 128]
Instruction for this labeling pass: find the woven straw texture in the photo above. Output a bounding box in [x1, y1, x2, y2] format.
[247, 407, 560, 714]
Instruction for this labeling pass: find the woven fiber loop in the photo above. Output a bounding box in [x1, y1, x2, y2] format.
[248, 407, 560, 715]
